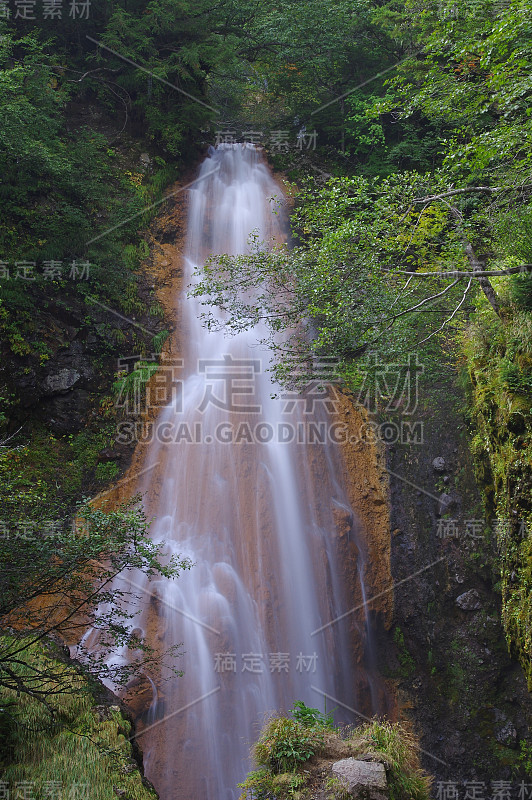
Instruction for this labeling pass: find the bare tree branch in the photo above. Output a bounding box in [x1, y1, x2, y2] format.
[418, 278, 473, 344]
[378, 278, 461, 325]
[413, 184, 532, 203]
[413, 186, 501, 202]
[384, 265, 532, 278]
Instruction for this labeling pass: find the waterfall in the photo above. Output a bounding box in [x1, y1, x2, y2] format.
[100, 144, 379, 800]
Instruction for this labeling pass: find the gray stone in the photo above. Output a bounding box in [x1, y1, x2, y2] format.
[432, 456, 446, 472]
[331, 758, 388, 799]
[438, 492, 454, 515]
[139, 152, 152, 170]
[495, 720, 518, 747]
[43, 368, 81, 394]
[494, 710, 518, 747]
[455, 589, 482, 612]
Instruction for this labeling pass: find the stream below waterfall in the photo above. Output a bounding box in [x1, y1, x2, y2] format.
[97, 144, 384, 800]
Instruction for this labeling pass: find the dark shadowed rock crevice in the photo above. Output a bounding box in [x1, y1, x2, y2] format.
[372, 361, 532, 787]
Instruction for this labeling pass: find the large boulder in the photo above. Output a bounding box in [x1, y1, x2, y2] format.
[331, 758, 388, 799]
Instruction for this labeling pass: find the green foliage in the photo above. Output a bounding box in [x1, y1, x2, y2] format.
[252, 715, 324, 773]
[0, 25, 182, 381]
[351, 720, 432, 800]
[98, 0, 240, 154]
[0, 494, 192, 711]
[510, 274, 532, 312]
[0, 641, 157, 800]
[344, 92, 386, 165]
[240, 709, 432, 800]
[152, 328, 170, 354]
[290, 700, 334, 729]
[382, 0, 532, 185]
[113, 360, 159, 415]
[518, 739, 532, 776]
[0, 423, 125, 522]
[94, 461, 120, 483]
[238, 768, 276, 800]
[193, 170, 473, 387]
[324, 776, 351, 800]
[461, 294, 532, 687]
[238, 769, 305, 800]
[0, 31, 133, 264]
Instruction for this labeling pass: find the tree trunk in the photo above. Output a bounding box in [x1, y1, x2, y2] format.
[463, 241, 502, 317]
[449, 205, 503, 317]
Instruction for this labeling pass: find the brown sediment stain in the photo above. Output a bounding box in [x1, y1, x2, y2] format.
[96, 173, 190, 510]
[334, 391, 393, 631]
[332, 390, 397, 719]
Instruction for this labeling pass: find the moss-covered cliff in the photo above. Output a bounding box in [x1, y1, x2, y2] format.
[463, 287, 532, 689]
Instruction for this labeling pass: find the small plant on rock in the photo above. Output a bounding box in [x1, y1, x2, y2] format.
[253, 715, 324, 773]
[324, 775, 351, 800]
[291, 700, 334, 729]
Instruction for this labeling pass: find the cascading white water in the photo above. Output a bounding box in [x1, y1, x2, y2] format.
[100, 145, 380, 800]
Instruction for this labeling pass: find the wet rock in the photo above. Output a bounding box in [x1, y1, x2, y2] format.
[508, 411, 526, 435]
[443, 731, 466, 759]
[149, 587, 164, 616]
[333, 505, 354, 538]
[99, 448, 121, 462]
[432, 457, 446, 472]
[43, 368, 81, 394]
[455, 589, 482, 612]
[139, 152, 152, 170]
[94, 703, 121, 721]
[331, 758, 388, 799]
[438, 492, 456, 515]
[494, 710, 518, 747]
[46, 390, 90, 433]
[124, 673, 155, 719]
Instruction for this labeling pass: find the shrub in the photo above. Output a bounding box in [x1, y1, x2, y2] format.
[240, 707, 433, 800]
[351, 720, 432, 800]
[238, 769, 305, 800]
[510, 273, 532, 312]
[94, 461, 120, 483]
[324, 776, 351, 800]
[291, 700, 334, 729]
[252, 715, 324, 773]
